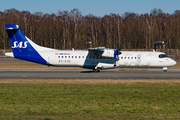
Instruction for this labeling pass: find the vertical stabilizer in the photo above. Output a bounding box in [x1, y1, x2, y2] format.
[5, 24, 47, 64]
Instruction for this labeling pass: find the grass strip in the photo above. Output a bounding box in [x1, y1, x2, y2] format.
[0, 79, 180, 119]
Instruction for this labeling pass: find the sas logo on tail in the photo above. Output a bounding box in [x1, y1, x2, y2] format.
[12, 41, 28, 48]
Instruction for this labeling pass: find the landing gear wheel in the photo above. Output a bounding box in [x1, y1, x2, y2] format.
[163, 67, 167, 72]
[93, 68, 101, 72]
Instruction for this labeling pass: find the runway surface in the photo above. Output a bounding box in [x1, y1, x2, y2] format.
[0, 69, 180, 79]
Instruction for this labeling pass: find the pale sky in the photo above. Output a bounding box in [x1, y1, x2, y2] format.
[0, 0, 179, 16]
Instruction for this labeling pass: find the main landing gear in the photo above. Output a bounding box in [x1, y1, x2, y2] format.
[93, 67, 101, 72]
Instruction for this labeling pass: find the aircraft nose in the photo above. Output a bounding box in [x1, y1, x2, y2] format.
[171, 60, 176, 66]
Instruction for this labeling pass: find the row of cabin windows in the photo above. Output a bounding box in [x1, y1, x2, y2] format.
[58, 56, 84, 59]
[89, 56, 115, 59]
[58, 56, 116, 59]
[58, 55, 168, 60]
[57, 56, 139, 60]
[121, 57, 137, 60]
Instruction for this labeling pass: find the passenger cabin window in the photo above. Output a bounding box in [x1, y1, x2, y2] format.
[159, 54, 168, 58]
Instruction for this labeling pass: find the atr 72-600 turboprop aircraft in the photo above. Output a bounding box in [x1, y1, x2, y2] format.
[5, 24, 176, 72]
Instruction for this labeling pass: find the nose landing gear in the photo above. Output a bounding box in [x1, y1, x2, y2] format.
[163, 67, 167, 72]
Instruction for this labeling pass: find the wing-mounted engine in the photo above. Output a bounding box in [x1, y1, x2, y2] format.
[88, 46, 121, 72]
[88, 47, 120, 58]
[101, 49, 118, 58]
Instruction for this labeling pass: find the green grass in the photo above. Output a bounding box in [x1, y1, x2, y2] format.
[0, 83, 180, 119]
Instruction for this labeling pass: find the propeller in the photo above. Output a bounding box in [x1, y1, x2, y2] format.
[115, 44, 122, 67]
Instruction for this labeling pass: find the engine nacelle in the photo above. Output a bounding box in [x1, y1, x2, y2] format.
[101, 49, 118, 58]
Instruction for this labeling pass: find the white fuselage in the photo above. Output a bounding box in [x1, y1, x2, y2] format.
[37, 50, 176, 69]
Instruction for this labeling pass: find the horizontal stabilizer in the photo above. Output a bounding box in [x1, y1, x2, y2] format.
[5, 52, 14, 57]
[5, 24, 19, 30]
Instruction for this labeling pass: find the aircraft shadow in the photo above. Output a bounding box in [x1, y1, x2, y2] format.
[80, 71, 94, 73]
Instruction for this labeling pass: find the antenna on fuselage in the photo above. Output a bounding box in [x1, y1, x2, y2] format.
[154, 41, 165, 52]
[87, 41, 92, 50]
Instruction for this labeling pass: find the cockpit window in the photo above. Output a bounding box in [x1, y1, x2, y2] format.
[159, 54, 168, 58]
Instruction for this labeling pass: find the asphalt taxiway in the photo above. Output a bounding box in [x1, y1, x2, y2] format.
[0, 69, 180, 79]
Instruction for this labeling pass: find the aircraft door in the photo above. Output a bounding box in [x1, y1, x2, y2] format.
[47, 56, 51, 66]
[115, 57, 119, 67]
[137, 55, 141, 62]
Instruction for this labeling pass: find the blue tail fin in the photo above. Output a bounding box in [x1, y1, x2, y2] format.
[5, 24, 47, 64]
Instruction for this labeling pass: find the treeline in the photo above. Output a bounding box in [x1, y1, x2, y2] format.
[0, 8, 180, 50]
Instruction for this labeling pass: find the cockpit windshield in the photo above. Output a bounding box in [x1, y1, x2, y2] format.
[159, 54, 169, 58]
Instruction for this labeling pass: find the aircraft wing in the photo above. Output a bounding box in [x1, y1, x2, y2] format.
[88, 47, 118, 58]
[88, 47, 106, 55]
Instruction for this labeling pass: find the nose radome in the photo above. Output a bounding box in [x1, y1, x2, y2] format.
[171, 60, 176, 66]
